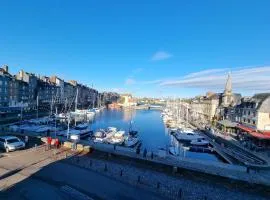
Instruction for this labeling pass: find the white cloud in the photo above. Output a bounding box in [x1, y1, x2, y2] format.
[184, 68, 229, 78]
[151, 51, 173, 61]
[125, 78, 136, 85]
[159, 66, 270, 92]
[132, 68, 143, 74]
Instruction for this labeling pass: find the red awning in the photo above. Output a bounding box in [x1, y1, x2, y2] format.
[237, 124, 254, 133]
[237, 124, 270, 140]
[248, 132, 270, 140]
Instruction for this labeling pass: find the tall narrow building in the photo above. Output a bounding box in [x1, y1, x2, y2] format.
[222, 72, 233, 107]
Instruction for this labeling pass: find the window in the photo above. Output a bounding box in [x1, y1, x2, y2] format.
[253, 120, 256, 125]
[244, 118, 246, 122]
[248, 111, 250, 115]
[248, 119, 250, 123]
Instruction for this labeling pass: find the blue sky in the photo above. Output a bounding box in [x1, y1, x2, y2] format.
[1, 0, 270, 97]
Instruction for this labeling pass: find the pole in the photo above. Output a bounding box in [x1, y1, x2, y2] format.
[67, 115, 70, 139]
[36, 95, 39, 119]
[20, 106, 23, 122]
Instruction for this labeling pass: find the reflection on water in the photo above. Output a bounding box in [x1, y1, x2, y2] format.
[92, 109, 169, 151]
[91, 109, 222, 162]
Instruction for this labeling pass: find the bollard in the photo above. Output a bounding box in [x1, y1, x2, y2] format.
[89, 160, 92, 167]
[120, 169, 123, 177]
[157, 182, 160, 189]
[246, 166, 250, 173]
[143, 148, 147, 158]
[137, 175, 141, 183]
[177, 188, 182, 200]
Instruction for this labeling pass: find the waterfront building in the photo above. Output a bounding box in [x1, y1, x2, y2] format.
[64, 81, 76, 107]
[16, 70, 38, 108]
[1, 64, 118, 113]
[119, 94, 137, 107]
[0, 65, 11, 107]
[233, 93, 270, 148]
[9, 76, 29, 108]
[50, 76, 65, 104]
[235, 94, 270, 131]
[37, 76, 58, 104]
[101, 92, 120, 105]
[189, 93, 220, 124]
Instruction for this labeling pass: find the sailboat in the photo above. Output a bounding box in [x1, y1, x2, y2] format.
[70, 88, 95, 120]
[124, 112, 140, 147]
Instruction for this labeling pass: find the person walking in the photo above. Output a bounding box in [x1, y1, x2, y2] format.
[24, 135, 29, 147]
[55, 138, 60, 149]
[47, 137, 52, 150]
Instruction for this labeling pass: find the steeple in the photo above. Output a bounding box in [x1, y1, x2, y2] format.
[224, 72, 232, 94]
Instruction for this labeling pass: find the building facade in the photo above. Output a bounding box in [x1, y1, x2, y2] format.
[0, 65, 11, 107]
[235, 94, 270, 131]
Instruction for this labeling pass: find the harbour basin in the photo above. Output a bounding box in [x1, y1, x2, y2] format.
[90, 109, 223, 162]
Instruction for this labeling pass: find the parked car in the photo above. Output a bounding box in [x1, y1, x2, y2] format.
[0, 136, 25, 152]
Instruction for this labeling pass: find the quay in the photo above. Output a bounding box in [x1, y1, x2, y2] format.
[2, 126, 270, 187]
[57, 136, 270, 187]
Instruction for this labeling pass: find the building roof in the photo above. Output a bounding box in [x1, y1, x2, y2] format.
[224, 72, 232, 94]
[253, 93, 270, 112]
[217, 120, 238, 127]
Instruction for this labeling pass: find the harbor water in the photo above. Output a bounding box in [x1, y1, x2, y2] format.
[91, 109, 222, 162]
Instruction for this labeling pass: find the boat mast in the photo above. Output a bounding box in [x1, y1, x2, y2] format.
[75, 87, 78, 111]
[36, 94, 39, 119]
[50, 96, 53, 116]
[67, 114, 70, 139]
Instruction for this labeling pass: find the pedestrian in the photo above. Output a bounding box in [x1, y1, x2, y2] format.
[136, 147, 140, 155]
[143, 148, 147, 158]
[47, 137, 52, 150]
[55, 138, 60, 149]
[46, 129, 50, 137]
[24, 135, 29, 147]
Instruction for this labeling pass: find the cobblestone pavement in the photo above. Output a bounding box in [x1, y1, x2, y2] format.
[65, 153, 269, 200]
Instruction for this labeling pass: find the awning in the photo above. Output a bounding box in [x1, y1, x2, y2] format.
[237, 124, 270, 140]
[248, 132, 270, 140]
[237, 124, 254, 133]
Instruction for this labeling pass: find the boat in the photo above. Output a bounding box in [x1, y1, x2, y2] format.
[107, 131, 125, 145]
[69, 123, 92, 140]
[124, 135, 140, 147]
[107, 127, 118, 132]
[190, 138, 209, 146]
[35, 125, 58, 133]
[93, 130, 106, 143]
[174, 130, 204, 142]
[169, 146, 179, 156]
[75, 123, 89, 130]
[92, 108, 101, 113]
[86, 110, 95, 119]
